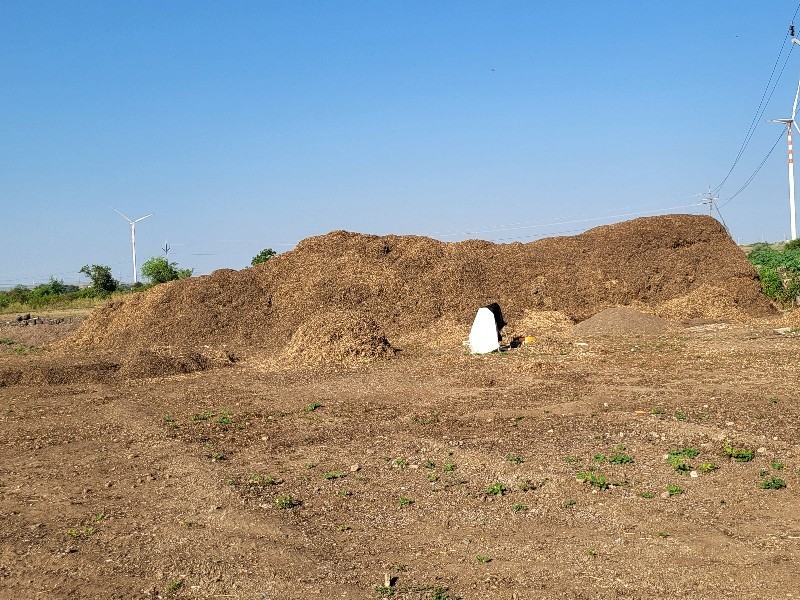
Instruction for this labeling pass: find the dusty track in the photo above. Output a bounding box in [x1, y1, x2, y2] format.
[1, 317, 799, 599]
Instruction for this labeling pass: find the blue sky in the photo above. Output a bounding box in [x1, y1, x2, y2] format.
[3, 1, 800, 285]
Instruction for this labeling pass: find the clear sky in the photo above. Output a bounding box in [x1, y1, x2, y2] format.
[3, 1, 800, 285]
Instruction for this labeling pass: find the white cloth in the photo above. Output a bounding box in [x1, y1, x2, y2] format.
[468, 307, 500, 354]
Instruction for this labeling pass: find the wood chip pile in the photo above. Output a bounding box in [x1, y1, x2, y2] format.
[62, 214, 773, 370]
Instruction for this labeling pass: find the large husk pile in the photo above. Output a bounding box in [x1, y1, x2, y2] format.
[63, 214, 773, 368]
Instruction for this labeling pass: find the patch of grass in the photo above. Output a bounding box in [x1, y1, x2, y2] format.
[592, 454, 606, 463]
[393, 459, 408, 468]
[699, 462, 718, 473]
[248, 473, 278, 486]
[476, 554, 491, 563]
[484, 482, 507, 496]
[67, 526, 94, 539]
[576, 472, 608, 490]
[303, 401, 323, 413]
[675, 411, 687, 421]
[398, 497, 414, 507]
[167, 579, 183, 593]
[760, 476, 787, 490]
[189, 410, 214, 421]
[274, 495, 299, 509]
[771, 460, 785, 470]
[374, 585, 394, 597]
[217, 411, 232, 425]
[667, 448, 699, 474]
[427, 473, 438, 483]
[666, 485, 684, 496]
[651, 407, 665, 414]
[609, 453, 633, 465]
[588, 548, 597, 557]
[442, 461, 455, 472]
[640, 491, 654, 499]
[723, 441, 754, 462]
[506, 454, 523, 465]
[511, 502, 529, 512]
[93, 513, 106, 522]
[322, 471, 345, 480]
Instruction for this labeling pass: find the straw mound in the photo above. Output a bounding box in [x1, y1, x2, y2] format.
[276, 309, 395, 368]
[572, 307, 676, 337]
[63, 214, 773, 367]
[652, 284, 749, 321]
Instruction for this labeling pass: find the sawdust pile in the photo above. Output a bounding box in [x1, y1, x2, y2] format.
[276, 309, 394, 368]
[572, 307, 676, 337]
[63, 214, 773, 372]
[651, 284, 750, 322]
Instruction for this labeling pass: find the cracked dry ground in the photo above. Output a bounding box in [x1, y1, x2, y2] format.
[1, 322, 799, 599]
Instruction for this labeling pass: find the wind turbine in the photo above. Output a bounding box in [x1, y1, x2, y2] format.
[768, 79, 800, 240]
[114, 209, 154, 283]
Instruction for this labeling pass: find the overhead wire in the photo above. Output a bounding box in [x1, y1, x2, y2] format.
[714, 25, 793, 194]
[718, 129, 785, 208]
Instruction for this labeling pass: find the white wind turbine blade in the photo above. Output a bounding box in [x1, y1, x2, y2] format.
[114, 208, 133, 223]
[794, 121, 800, 137]
[792, 79, 800, 121]
[133, 213, 154, 223]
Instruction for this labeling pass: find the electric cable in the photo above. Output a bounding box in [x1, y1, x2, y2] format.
[718, 129, 785, 208]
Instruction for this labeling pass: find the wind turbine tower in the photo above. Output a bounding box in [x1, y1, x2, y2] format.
[768, 78, 800, 241]
[114, 209, 154, 283]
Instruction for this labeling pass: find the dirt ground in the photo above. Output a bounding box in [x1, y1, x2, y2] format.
[1, 315, 800, 599]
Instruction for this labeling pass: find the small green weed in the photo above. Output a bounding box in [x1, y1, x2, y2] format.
[338, 524, 351, 531]
[303, 401, 323, 413]
[576, 472, 608, 490]
[476, 555, 491, 563]
[423, 460, 436, 469]
[442, 461, 455, 472]
[699, 462, 718, 473]
[666, 485, 684, 496]
[274, 495, 299, 509]
[68, 526, 94, 539]
[393, 459, 408, 468]
[675, 411, 687, 421]
[760, 476, 787, 490]
[723, 441, 754, 462]
[640, 491, 654, 499]
[484, 482, 507, 496]
[658, 531, 669, 538]
[563, 499, 576, 508]
[167, 579, 183, 593]
[374, 585, 394, 597]
[771, 460, 785, 470]
[189, 410, 214, 421]
[398, 497, 414, 507]
[427, 473, 438, 483]
[93, 513, 106, 522]
[506, 454, 523, 465]
[563, 456, 580, 463]
[651, 407, 665, 415]
[322, 471, 345, 480]
[248, 473, 278, 486]
[609, 453, 633, 465]
[511, 502, 529, 512]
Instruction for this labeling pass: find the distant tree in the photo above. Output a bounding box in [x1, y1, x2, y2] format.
[141, 256, 193, 284]
[251, 248, 276, 266]
[79, 265, 119, 294]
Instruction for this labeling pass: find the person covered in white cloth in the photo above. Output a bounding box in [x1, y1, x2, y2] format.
[468, 302, 506, 354]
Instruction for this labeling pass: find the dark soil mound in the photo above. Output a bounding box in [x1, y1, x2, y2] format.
[63, 214, 773, 364]
[573, 307, 676, 336]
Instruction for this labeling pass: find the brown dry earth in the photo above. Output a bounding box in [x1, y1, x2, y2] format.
[2, 316, 800, 599]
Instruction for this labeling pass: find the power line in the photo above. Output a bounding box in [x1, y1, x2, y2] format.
[718, 129, 785, 208]
[715, 25, 794, 194]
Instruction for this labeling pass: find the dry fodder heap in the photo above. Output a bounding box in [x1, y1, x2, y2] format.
[64, 214, 773, 364]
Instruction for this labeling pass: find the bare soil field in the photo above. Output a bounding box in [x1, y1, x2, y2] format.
[1, 216, 799, 599]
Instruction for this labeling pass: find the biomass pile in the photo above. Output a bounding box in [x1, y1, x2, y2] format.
[572, 307, 676, 337]
[62, 214, 773, 372]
